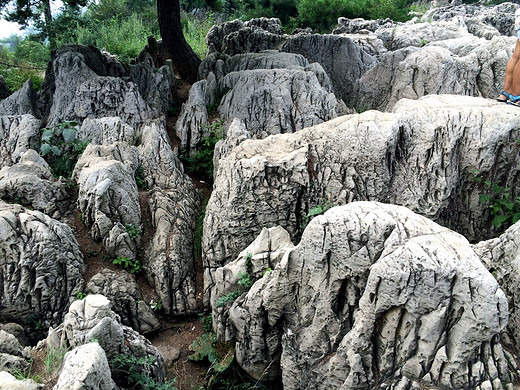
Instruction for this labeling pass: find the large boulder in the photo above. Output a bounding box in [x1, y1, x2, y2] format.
[213, 202, 511, 389]
[203, 95, 520, 303]
[40, 45, 172, 128]
[86, 269, 161, 335]
[73, 143, 141, 259]
[138, 120, 201, 314]
[53, 343, 116, 390]
[0, 115, 41, 168]
[177, 50, 346, 155]
[59, 295, 165, 387]
[0, 149, 72, 219]
[474, 221, 520, 359]
[0, 201, 85, 326]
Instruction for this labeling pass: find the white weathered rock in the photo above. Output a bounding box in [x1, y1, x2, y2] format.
[0, 115, 41, 168]
[0, 371, 42, 389]
[0, 201, 85, 326]
[138, 120, 201, 314]
[203, 95, 520, 303]
[214, 202, 509, 389]
[0, 149, 71, 219]
[77, 117, 138, 146]
[60, 295, 164, 386]
[86, 269, 161, 335]
[53, 343, 116, 390]
[73, 143, 141, 259]
[474, 221, 520, 358]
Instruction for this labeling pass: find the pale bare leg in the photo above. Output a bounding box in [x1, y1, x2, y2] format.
[500, 39, 520, 99]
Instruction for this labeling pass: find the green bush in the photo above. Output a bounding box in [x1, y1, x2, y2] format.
[182, 11, 217, 59]
[111, 354, 178, 390]
[14, 40, 50, 66]
[0, 45, 45, 94]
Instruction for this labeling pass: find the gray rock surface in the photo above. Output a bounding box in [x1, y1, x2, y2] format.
[0, 201, 85, 326]
[59, 295, 164, 387]
[86, 269, 160, 335]
[203, 95, 520, 303]
[138, 120, 201, 314]
[73, 143, 141, 259]
[214, 202, 510, 389]
[177, 50, 346, 155]
[0, 149, 71, 218]
[43, 46, 172, 128]
[474, 221, 520, 359]
[0, 115, 41, 168]
[0, 330, 31, 374]
[53, 343, 116, 390]
[0, 80, 36, 116]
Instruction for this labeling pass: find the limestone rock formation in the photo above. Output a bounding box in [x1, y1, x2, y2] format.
[0, 201, 85, 326]
[73, 143, 141, 259]
[474, 221, 520, 360]
[0, 80, 37, 117]
[0, 330, 31, 374]
[203, 95, 520, 303]
[213, 202, 510, 389]
[177, 49, 346, 155]
[202, 5, 517, 113]
[0, 115, 41, 168]
[53, 343, 116, 390]
[0, 149, 72, 219]
[86, 269, 161, 335]
[59, 295, 164, 386]
[138, 120, 201, 314]
[41, 45, 172, 128]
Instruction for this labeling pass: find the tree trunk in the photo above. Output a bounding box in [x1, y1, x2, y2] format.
[157, 0, 201, 84]
[42, 0, 56, 50]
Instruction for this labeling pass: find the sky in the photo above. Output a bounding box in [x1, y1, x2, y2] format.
[0, 19, 22, 39]
[0, 0, 64, 40]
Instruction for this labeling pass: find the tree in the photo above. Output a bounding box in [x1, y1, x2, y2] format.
[0, 0, 87, 49]
[157, 0, 200, 84]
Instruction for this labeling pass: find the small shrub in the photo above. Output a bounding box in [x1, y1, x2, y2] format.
[39, 121, 89, 179]
[75, 291, 88, 300]
[189, 332, 235, 373]
[135, 166, 148, 190]
[475, 171, 520, 229]
[180, 120, 224, 181]
[125, 224, 142, 239]
[112, 256, 142, 273]
[215, 253, 255, 308]
[110, 354, 178, 390]
[149, 299, 163, 311]
[199, 312, 213, 333]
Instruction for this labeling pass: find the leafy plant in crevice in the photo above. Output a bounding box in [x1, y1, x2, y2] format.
[39, 121, 89, 179]
[75, 290, 88, 300]
[110, 354, 178, 390]
[199, 312, 213, 333]
[180, 120, 224, 181]
[112, 256, 142, 274]
[215, 252, 255, 308]
[135, 165, 149, 190]
[125, 223, 142, 239]
[189, 332, 235, 373]
[302, 201, 334, 230]
[474, 170, 520, 229]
